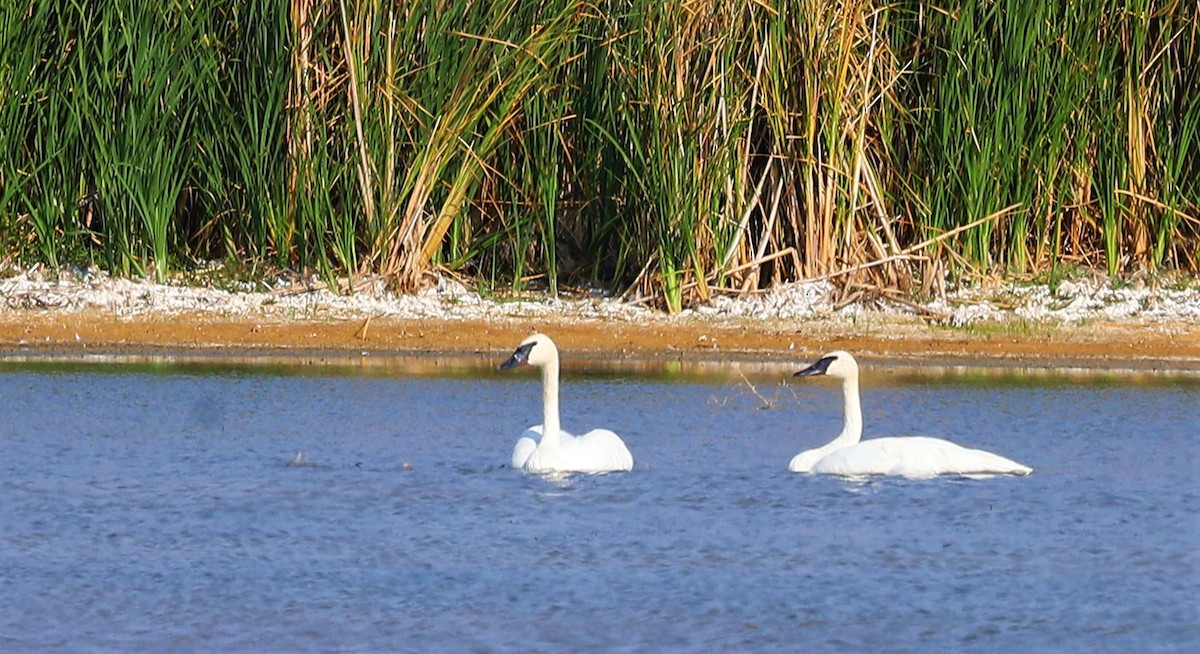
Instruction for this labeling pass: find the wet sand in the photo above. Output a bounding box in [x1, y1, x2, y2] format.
[1, 309, 1197, 371]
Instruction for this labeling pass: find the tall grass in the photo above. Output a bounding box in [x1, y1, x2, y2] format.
[1, 1, 1197, 308]
[896, 0, 1200, 276]
[191, 2, 294, 271]
[599, 1, 751, 311]
[0, 2, 87, 269]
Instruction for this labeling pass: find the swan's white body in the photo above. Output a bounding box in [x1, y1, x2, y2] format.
[500, 334, 634, 474]
[789, 351, 1032, 479]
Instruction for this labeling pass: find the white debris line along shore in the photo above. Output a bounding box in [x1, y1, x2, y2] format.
[2, 266, 1199, 327]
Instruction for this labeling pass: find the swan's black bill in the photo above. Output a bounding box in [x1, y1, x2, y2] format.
[794, 355, 836, 377]
[498, 342, 536, 371]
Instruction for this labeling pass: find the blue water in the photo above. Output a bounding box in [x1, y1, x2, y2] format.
[0, 361, 1196, 652]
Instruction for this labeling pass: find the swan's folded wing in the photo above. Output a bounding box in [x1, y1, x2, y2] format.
[572, 428, 634, 472]
[511, 426, 541, 469]
[894, 436, 1032, 476]
[811, 439, 913, 477]
[955, 444, 1032, 476]
[813, 436, 1030, 478]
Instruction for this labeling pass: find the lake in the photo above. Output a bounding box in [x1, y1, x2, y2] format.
[0, 356, 1196, 652]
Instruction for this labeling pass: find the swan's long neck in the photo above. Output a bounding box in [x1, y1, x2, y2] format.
[836, 376, 864, 445]
[539, 355, 562, 446]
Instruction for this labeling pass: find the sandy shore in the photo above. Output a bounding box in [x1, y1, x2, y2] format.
[1, 269, 1198, 371]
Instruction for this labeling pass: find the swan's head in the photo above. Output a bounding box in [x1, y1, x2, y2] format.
[498, 333, 559, 371]
[794, 350, 859, 381]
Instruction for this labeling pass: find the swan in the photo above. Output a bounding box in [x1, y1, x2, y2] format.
[497, 333, 634, 474]
[788, 351, 1032, 478]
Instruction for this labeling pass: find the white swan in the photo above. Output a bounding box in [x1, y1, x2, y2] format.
[498, 333, 634, 474]
[789, 351, 1032, 478]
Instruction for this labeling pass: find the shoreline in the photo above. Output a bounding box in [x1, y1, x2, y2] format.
[2, 311, 1198, 373]
[2, 269, 1199, 372]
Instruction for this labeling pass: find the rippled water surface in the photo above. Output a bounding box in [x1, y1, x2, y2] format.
[1, 358, 1197, 652]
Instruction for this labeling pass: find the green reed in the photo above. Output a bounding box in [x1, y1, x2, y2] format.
[191, 2, 294, 270]
[1149, 0, 1200, 269]
[0, 2, 85, 269]
[1, 1, 1196, 306]
[81, 1, 204, 280]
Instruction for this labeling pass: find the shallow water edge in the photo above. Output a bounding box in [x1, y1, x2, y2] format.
[1, 348, 1198, 385]
[2, 352, 1197, 653]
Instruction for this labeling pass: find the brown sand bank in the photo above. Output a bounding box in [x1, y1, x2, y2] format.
[1, 309, 1197, 371]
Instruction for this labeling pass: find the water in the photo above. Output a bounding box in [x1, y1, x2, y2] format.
[0, 360, 1197, 652]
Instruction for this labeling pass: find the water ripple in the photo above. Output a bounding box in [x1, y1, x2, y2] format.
[0, 368, 1195, 652]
